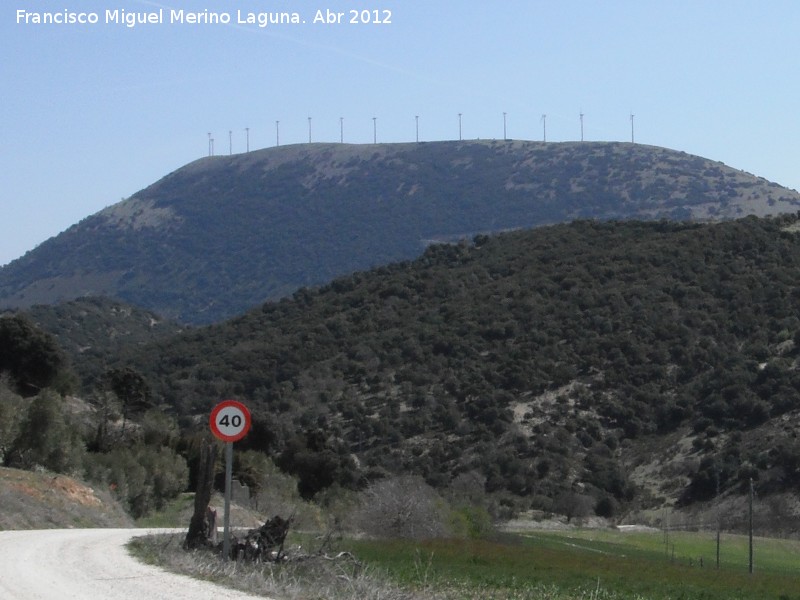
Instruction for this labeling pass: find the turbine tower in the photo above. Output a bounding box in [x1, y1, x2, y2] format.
[630, 112, 635, 143]
[541, 114, 547, 142]
[579, 111, 584, 142]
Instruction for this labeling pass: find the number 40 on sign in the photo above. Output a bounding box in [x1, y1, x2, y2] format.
[209, 399, 251, 443]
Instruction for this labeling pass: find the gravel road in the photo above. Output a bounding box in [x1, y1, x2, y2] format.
[0, 528, 268, 599]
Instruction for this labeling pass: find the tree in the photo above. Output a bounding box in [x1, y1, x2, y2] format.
[354, 475, 450, 539]
[104, 367, 153, 429]
[6, 390, 85, 474]
[277, 429, 357, 499]
[555, 490, 594, 524]
[185, 442, 218, 549]
[0, 315, 68, 396]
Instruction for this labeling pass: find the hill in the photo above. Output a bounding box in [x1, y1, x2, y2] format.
[0, 466, 132, 529]
[99, 215, 800, 518]
[1, 140, 798, 324]
[16, 296, 184, 389]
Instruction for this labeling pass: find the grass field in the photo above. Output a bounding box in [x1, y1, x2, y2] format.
[130, 496, 800, 599]
[348, 528, 800, 600]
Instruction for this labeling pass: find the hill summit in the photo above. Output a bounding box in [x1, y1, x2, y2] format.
[1, 140, 798, 323]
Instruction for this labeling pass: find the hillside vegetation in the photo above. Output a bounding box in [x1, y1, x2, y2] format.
[1, 141, 798, 323]
[21, 296, 184, 389]
[89, 215, 800, 519]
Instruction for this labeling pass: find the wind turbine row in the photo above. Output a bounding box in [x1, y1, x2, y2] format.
[205, 112, 638, 156]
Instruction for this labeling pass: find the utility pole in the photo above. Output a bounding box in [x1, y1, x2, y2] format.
[503, 112, 507, 140]
[541, 114, 547, 142]
[229, 130, 232, 155]
[715, 466, 721, 569]
[308, 117, 312, 143]
[373, 117, 377, 144]
[458, 113, 462, 140]
[580, 111, 584, 142]
[415, 115, 419, 142]
[340, 117, 344, 143]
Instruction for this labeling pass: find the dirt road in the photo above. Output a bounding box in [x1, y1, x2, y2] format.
[0, 528, 268, 599]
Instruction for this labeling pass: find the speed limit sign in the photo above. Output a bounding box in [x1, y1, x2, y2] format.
[209, 399, 251, 443]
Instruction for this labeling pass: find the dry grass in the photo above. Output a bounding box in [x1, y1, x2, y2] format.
[129, 532, 427, 600]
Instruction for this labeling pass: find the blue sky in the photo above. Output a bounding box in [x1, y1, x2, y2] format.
[2, 0, 799, 265]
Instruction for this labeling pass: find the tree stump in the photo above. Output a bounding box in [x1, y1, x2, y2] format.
[185, 442, 218, 550]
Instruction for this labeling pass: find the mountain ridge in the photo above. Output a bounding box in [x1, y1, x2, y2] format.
[2, 140, 799, 323]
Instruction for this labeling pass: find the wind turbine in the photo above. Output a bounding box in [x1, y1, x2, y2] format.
[630, 112, 635, 143]
[541, 114, 547, 142]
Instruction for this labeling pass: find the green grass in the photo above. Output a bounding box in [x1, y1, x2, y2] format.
[135, 493, 195, 528]
[348, 529, 800, 600]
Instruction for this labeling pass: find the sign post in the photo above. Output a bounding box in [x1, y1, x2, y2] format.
[209, 399, 251, 561]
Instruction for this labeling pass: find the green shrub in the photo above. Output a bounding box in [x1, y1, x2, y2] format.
[84, 444, 188, 518]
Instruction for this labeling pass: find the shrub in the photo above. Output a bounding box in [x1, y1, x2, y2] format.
[353, 475, 450, 539]
[0, 377, 23, 463]
[449, 504, 494, 538]
[6, 390, 85, 474]
[84, 444, 188, 518]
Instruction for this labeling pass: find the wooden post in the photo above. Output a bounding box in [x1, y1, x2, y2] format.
[749, 478, 754, 574]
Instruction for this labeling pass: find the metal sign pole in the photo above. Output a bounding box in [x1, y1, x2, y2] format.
[209, 399, 251, 563]
[223, 441, 233, 561]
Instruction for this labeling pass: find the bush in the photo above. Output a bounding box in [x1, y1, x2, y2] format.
[353, 475, 450, 539]
[449, 504, 494, 538]
[84, 444, 188, 518]
[594, 495, 618, 518]
[0, 377, 23, 463]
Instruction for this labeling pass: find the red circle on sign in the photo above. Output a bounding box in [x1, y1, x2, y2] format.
[209, 399, 252, 443]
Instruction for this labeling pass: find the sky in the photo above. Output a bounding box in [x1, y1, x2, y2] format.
[2, 0, 799, 266]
